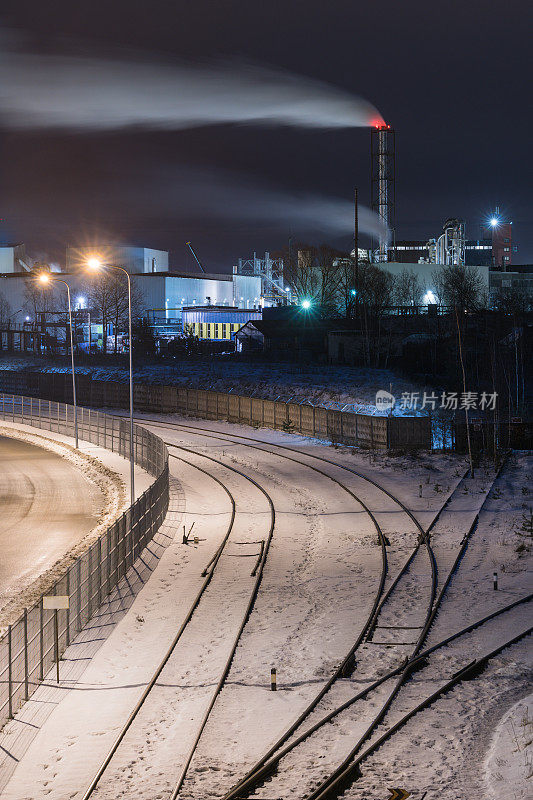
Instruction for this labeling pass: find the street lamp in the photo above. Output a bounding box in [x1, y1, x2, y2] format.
[38, 273, 79, 448]
[87, 257, 135, 504]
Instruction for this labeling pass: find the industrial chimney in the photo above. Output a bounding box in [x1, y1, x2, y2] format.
[371, 124, 395, 262]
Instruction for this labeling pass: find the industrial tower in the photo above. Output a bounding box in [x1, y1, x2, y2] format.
[371, 124, 395, 262]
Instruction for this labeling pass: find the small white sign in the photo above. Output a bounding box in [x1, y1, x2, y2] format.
[43, 595, 70, 610]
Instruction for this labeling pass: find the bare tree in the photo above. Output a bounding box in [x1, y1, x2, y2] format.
[85, 271, 144, 353]
[393, 267, 421, 306]
[282, 243, 347, 314]
[0, 291, 11, 325]
[23, 276, 58, 325]
[357, 263, 395, 366]
[433, 264, 484, 311]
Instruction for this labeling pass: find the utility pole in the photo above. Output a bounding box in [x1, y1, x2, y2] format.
[354, 188, 359, 317]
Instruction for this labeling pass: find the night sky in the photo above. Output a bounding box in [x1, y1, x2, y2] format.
[1, 0, 531, 271]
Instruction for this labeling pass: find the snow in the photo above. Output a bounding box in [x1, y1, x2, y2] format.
[485, 692, 533, 800]
[0, 415, 530, 800]
[0, 421, 153, 633]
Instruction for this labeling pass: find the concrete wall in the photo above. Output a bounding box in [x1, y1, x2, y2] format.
[0, 245, 26, 274]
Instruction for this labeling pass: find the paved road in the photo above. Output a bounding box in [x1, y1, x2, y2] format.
[0, 435, 104, 613]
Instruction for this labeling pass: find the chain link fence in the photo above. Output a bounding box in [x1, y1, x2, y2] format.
[0, 393, 169, 729]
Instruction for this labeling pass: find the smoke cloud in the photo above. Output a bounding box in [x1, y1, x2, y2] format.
[134, 165, 389, 242]
[0, 36, 383, 132]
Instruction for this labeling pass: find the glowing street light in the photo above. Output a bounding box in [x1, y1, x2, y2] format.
[86, 256, 135, 504]
[301, 299, 311, 309]
[490, 217, 500, 227]
[38, 272, 78, 448]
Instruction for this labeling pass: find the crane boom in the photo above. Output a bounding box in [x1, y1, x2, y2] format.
[185, 241, 206, 273]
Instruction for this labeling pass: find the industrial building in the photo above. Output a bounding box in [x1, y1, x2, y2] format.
[0, 244, 263, 345]
[181, 305, 262, 341]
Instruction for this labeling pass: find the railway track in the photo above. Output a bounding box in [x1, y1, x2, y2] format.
[307, 622, 533, 800]
[129, 417, 442, 799]
[79, 443, 275, 799]
[130, 418, 510, 800]
[78, 417, 402, 799]
[223, 594, 532, 800]
[291, 461, 513, 800]
[6, 405, 515, 799]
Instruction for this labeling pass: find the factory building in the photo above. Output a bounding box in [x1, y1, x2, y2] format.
[0, 245, 262, 340]
[66, 245, 169, 274]
[389, 215, 517, 270]
[181, 306, 262, 341]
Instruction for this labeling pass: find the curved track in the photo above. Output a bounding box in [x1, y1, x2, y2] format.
[80, 417, 402, 799]
[80, 444, 274, 799]
[128, 415, 440, 799]
[128, 415, 510, 800]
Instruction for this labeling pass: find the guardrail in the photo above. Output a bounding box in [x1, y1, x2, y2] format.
[0, 372, 432, 450]
[0, 393, 169, 730]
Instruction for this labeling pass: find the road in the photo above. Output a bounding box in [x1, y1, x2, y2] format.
[0, 435, 104, 614]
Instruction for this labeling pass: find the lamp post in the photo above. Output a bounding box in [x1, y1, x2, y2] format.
[87, 258, 135, 504]
[38, 274, 78, 448]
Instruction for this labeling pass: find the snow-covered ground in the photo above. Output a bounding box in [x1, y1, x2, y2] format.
[0, 415, 530, 800]
[0, 434, 104, 621]
[0, 421, 153, 632]
[485, 692, 532, 800]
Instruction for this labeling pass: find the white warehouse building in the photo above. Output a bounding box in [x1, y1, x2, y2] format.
[0, 245, 262, 332]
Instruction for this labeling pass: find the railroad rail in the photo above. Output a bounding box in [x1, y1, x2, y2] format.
[223, 594, 532, 800]
[80, 445, 274, 799]
[130, 417, 509, 800]
[79, 419, 398, 798]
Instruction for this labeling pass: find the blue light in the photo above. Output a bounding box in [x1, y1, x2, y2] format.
[490, 217, 499, 227]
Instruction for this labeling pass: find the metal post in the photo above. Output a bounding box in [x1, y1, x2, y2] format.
[354, 187, 359, 315]
[493, 571, 498, 590]
[39, 598, 44, 682]
[97, 538, 102, 606]
[8, 624, 13, 719]
[23, 608, 29, 700]
[66, 568, 71, 646]
[270, 667, 277, 691]
[63, 282, 78, 448]
[54, 610, 60, 684]
[126, 272, 135, 505]
[77, 557, 82, 631]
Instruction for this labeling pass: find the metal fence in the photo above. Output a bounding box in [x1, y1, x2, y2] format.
[0, 393, 169, 729]
[0, 372, 432, 450]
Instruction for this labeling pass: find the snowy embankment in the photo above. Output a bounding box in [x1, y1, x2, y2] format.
[485, 693, 533, 800]
[0, 424, 126, 632]
[0, 356, 428, 414]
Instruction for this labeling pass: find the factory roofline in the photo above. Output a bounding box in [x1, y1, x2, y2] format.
[182, 305, 259, 312]
[139, 269, 234, 281]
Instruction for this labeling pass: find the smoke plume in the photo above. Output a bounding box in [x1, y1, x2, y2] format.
[0, 35, 383, 132]
[131, 165, 389, 242]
